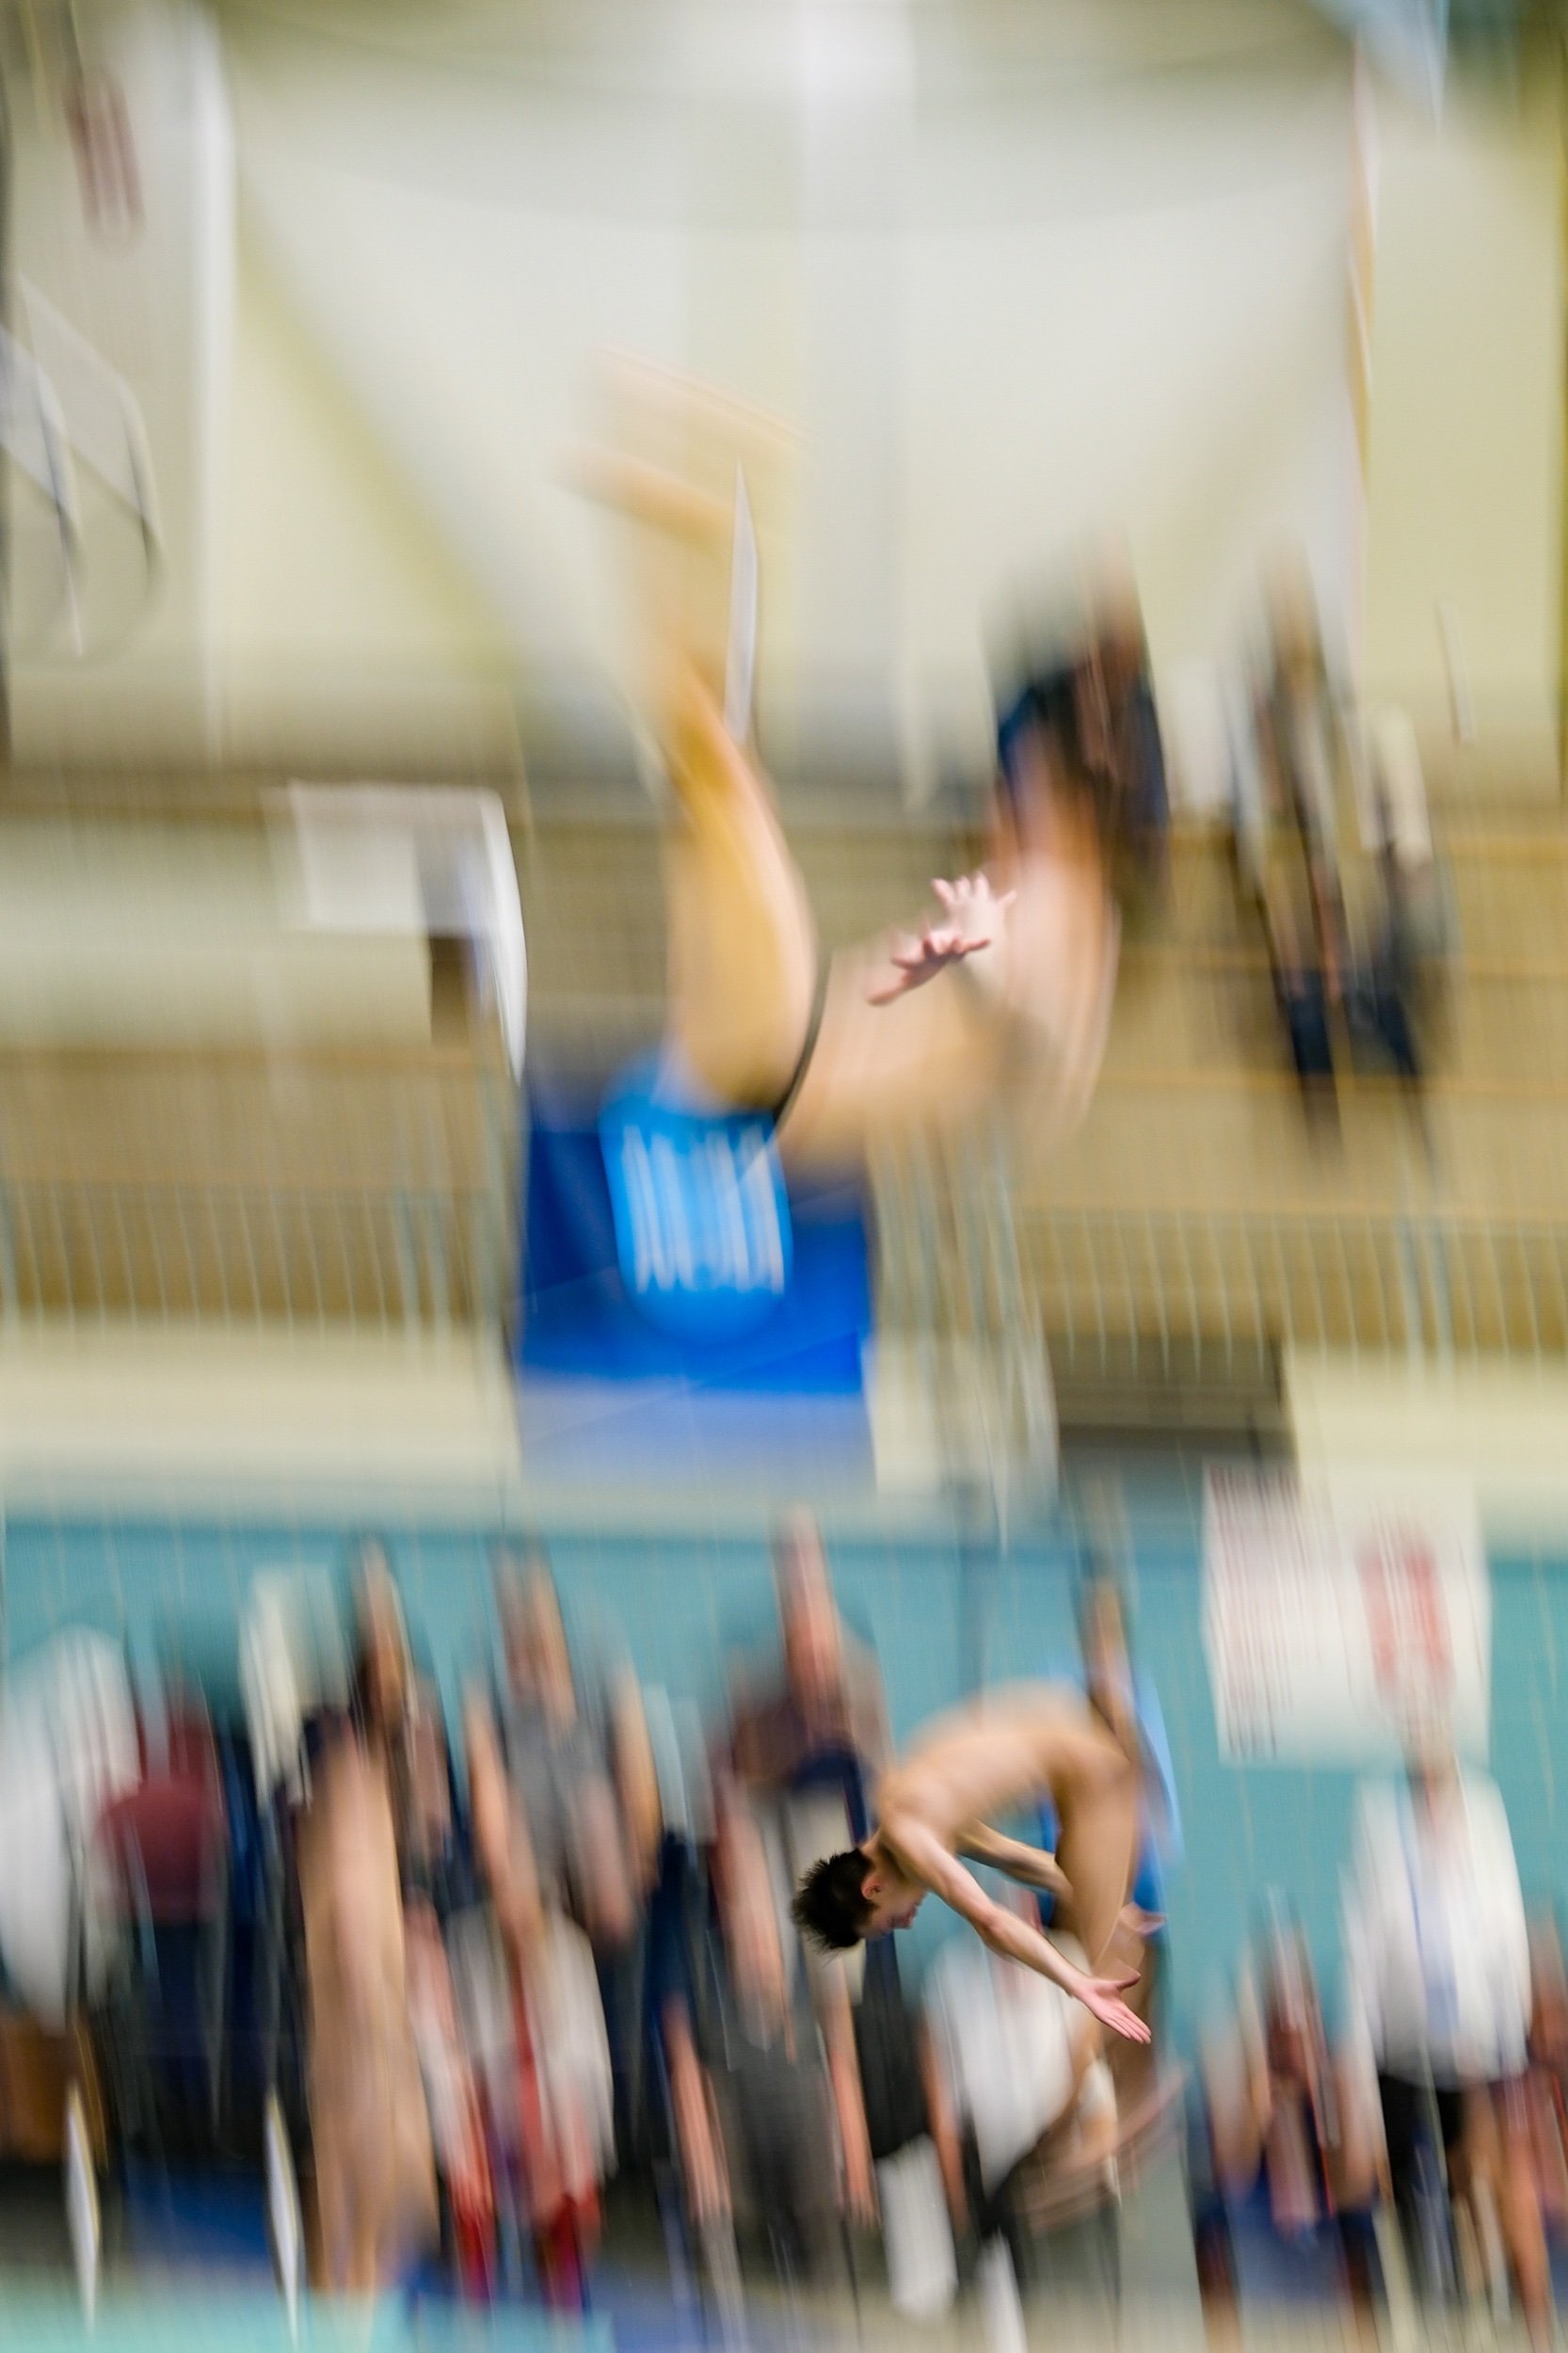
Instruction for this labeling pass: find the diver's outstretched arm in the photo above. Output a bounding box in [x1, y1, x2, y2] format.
[866, 874, 1016, 1005]
[958, 1821, 1070, 1899]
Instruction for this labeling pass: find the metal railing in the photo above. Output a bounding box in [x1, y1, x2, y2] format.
[0, 1176, 506, 1333]
[877, 1120, 1568, 1444]
[0, 1050, 519, 1334]
[1015, 1205, 1568, 1377]
[875, 1125, 1060, 1509]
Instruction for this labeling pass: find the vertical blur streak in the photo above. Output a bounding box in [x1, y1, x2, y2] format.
[0, 39, 12, 768]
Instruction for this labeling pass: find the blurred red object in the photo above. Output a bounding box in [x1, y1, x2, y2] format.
[97, 1774, 225, 1926]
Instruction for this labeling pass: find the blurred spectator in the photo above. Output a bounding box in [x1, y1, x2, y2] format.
[1525, 1913, 1568, 2243]
[401, 1687, 478, 1932]
[467, 1554, 643, 2308]
[512, 1900, 616, 2309]
[1368, 709, 1455, 971]
[344, 1544, 477, 1925]
[1188, 2055, 1239, 2353]
[1343, 1710, 1548, 2346]
[728, 1509, 889, 1793]
[1087, 563, 1171, 916]
[635, 1685, 719, 2239]
[343, 1552, 493, 2293]
[91, 1685, 228, 2164]
[482, 1547, 657, 2186]
[445, 1861, 614, 2312]
[296, 1566, 440, 2298]
[242, 1570, 347, 1819]
[405, 1897, 494, 2297]
[663, 1789, 843, 2291]
[341, 1553, 498, 2288]
[1198, 1913, 1381, 2344]
[727, 1512, 942, 2297]
[1343, 709, 1457, 1111]
[924, 1890, 1116, 2350]
[1231, 552, 1354, 1117]
[473, 1547, 654, 1953]
[344, 1545, 421, 1852]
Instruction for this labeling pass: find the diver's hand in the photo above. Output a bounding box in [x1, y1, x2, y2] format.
[1073, 1967, 1152, 2044]
[867, 874, 1015, 1004]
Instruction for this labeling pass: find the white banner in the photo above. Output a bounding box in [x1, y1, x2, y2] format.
[275, 784, 527, 1081]
[1203, 1468, 1489, 1766]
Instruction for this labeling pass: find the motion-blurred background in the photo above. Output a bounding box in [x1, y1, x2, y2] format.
[0, 1, 1566, 2347]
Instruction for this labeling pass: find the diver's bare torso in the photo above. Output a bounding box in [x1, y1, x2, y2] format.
[873, 1682, 1110, 1855]
[779, 856, 1118, 1172]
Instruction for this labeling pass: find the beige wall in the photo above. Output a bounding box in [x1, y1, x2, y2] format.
[224, 6, 1358, 790]
[22, 5, 1563, 796]
[1362, 70, 1564, 797]
[1289, 1352, 1568, 1546]
[220, 25, 1568, 801]
[0, 1328, 525, 1521]
[219, 232, 519, 774]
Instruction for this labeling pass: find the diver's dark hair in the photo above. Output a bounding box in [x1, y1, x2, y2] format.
[792, 1849, 874, 1953]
